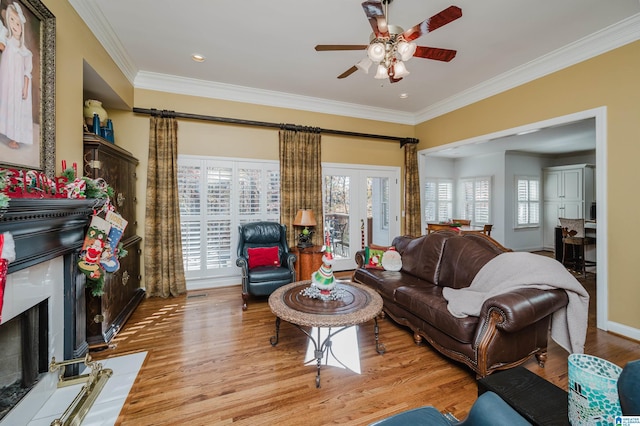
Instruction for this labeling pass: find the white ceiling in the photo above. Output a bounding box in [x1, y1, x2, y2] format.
[72, 0, 640, 124]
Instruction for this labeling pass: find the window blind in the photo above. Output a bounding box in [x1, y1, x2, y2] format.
[178, 156, 280, 280]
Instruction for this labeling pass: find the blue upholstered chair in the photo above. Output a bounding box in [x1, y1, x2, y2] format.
[236, 221, 296, 310]
[368, 391, 531, 426]
[618, 359, 640, 415]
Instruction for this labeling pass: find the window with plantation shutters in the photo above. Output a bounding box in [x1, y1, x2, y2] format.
[459, 176, 491, 225]
[177, 156, 280, 281]
[516, 176, 540, 227]
[424, 179, 453, 222]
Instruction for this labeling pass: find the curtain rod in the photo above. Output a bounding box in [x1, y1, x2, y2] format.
[132, 107, 419, 147]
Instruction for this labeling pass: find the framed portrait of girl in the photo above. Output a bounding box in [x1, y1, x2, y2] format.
[0, 0, 55, 177]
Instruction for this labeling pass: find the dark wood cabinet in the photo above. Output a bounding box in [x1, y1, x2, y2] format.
[83, 133, 144, 349]
[292, 245, 324, 281]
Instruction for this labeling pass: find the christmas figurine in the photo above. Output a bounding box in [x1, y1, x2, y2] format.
[311, 231, 336, 294]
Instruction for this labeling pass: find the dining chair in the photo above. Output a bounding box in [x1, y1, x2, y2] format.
[427, 223, 454, 234]
[558, 217, 596, 277]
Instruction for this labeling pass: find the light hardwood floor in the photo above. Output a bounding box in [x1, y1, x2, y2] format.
[94, 270, 640, 426]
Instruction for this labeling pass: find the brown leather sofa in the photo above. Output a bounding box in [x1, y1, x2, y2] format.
[353, 231, 569, 377]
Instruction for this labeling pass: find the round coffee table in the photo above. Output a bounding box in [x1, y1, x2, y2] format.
[268, 280, 385, 387]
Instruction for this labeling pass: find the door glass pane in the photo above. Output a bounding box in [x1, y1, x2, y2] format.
[367, 177, 391, 246]
[323, 175, 350, 258]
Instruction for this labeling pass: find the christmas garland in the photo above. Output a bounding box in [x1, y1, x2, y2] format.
[1, 166, 126, 296]
[0, 169, 9, 210]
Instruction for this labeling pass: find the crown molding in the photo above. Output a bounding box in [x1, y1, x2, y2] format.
[134, 71, 416, 125]
[69, 0, 138, 83]
[414, 13, 640, 124]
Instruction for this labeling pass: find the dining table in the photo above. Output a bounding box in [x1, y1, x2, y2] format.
[426, 222, 489, 235]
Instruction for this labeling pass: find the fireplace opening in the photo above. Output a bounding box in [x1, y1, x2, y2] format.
[0, 300, 48, 421]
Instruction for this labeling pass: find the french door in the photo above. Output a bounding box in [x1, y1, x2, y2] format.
[322, 164, 401, 271]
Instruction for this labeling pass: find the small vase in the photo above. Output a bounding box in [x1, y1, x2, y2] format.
[92, 114, 100, 136]
[83, 99, 108, 127]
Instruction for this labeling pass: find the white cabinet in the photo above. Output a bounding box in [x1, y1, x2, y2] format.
[542, 164, 595, 250]
[543, 167, 585, 201]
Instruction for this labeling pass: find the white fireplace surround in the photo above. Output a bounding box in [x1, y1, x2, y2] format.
[0, 258, 64, 425]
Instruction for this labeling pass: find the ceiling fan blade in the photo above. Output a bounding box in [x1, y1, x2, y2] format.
[402, 6, 462, 42]
[361, 1, 389, 38]
[389, 76, 403, 83]
[337, 66, 359, 79]
[315, 45, 368, 51]
[414, 46, 457, 62]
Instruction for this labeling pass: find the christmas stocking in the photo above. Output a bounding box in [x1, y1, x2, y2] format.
[100, 210, 128, 273]
[0, 232, 16, 323]
[78, 215, 111, 280]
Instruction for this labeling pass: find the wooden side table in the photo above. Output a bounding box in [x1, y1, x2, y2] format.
[292, 245, 324, 281]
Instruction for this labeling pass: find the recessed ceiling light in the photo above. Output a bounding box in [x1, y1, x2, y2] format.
[191, 54, 206, 63]
[399, 93, 408, 99]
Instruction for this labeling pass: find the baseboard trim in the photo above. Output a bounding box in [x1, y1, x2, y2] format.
[186, 277, 241, 291]
[606, 321, 640, 342]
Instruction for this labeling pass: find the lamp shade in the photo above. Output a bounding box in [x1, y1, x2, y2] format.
[367, 42, 386, 62]
[397, 40, 417, 62]
[374, 64, 388, 79]
[392, 61, 410, 78]
[293, 209, 317, 227]
[356, 57, 373, 74]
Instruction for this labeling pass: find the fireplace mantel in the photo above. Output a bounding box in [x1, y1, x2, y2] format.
[1, 198, 98, 376]
[0, 199, 99, 273]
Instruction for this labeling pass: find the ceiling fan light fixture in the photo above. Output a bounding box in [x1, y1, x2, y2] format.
[374, 64, 388, 79]
[392, 60, 410, 78]
[397, 40, 416, 62]
[356, 57, 373, 73]
[367, 42, 386, 62]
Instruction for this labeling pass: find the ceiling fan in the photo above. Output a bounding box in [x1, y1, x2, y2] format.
[315, 0, 462, 83]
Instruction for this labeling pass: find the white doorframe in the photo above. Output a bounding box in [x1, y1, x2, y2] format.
[418, 107, 612, 334]
[322, 163, 401, 271]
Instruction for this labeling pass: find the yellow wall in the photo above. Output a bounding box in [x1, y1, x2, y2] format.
[416, 41, 640, 330]
[48, 0, 639, 331]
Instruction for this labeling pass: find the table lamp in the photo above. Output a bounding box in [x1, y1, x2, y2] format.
[293, 209, 317, 248]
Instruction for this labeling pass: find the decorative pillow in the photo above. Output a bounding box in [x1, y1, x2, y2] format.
[247, 246, 280, 269]
[365, 246, 388, 269]
[381, 247, 402, 272]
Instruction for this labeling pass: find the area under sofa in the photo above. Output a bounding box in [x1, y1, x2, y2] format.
[353, 231, 570, 378]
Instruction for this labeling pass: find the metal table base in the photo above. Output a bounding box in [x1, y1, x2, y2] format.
[270, 316, 385, 388]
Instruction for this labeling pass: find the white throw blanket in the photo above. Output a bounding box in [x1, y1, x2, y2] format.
[442, 252, 589, 354]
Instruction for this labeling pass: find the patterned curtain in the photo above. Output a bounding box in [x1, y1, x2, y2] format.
[279, 127, 323, 249]
[404, 143, 422, 236]
[144, 116, 187, 297]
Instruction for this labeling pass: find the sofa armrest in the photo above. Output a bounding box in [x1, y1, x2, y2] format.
[355, 249, 366, 268]
[477, 288, 569, 334]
